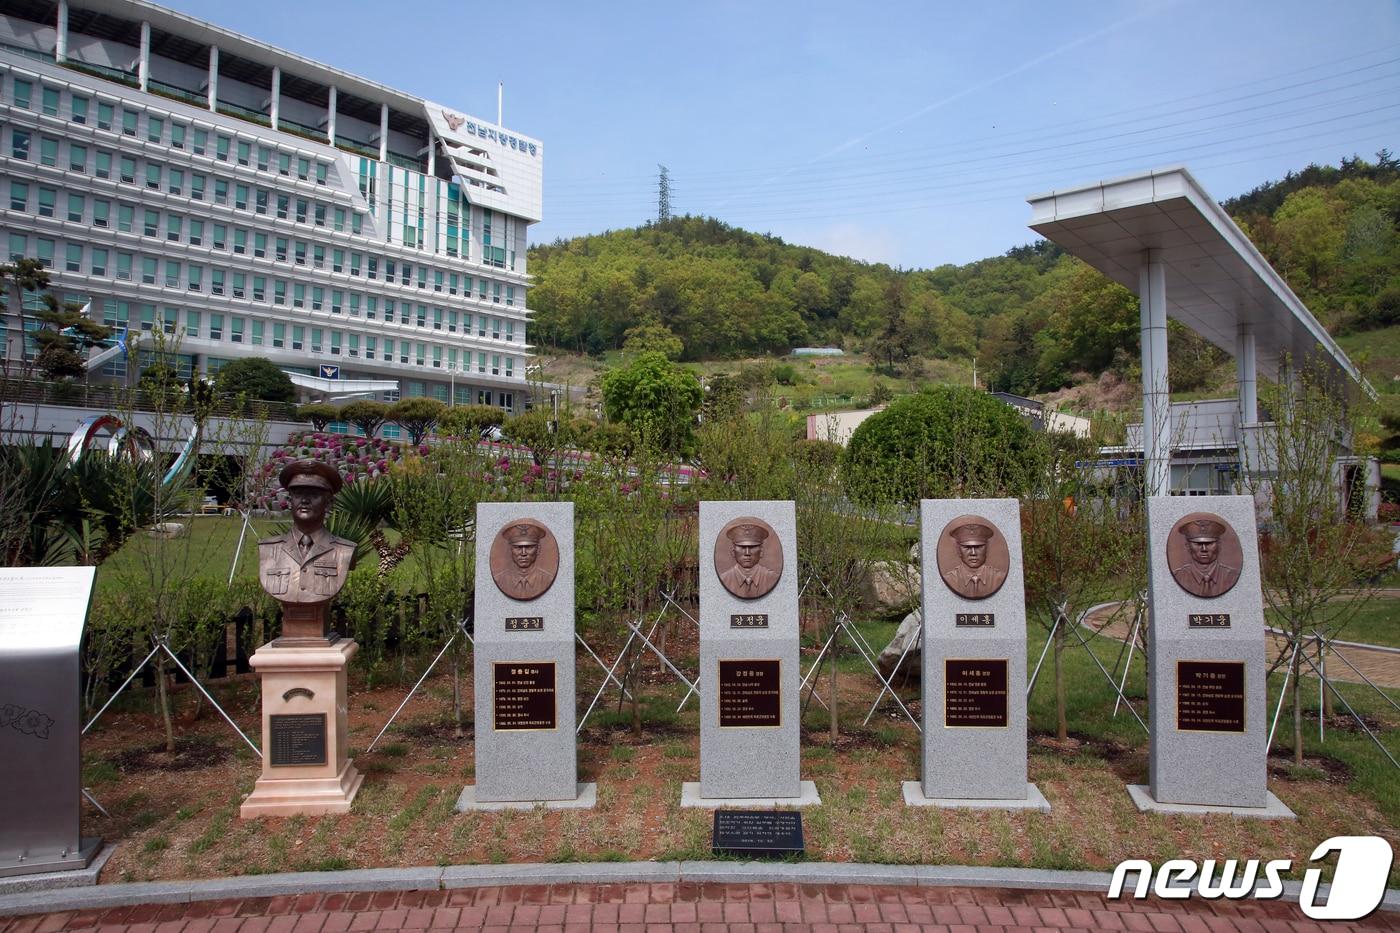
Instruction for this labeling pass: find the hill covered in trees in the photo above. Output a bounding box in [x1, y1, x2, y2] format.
[527, 152, 1400, 397]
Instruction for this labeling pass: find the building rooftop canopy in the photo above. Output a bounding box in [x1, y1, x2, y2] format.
[1026, 165, 1373, 398]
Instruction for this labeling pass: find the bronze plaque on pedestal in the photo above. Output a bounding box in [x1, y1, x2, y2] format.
[718, 659, 782, 728]
[269, 713, 328, 766]
[944, 659, 1009, 728]
[1176, 660, 1246, 733]
[492, 662, 557, 731]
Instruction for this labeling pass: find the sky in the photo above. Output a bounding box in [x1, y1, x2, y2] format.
[169, 0, 1400, 270]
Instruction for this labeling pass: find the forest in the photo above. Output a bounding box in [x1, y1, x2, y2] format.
[527, 152, 1400, 397]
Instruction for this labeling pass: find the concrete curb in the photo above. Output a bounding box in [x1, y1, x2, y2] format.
[2, 860, 1397, 917]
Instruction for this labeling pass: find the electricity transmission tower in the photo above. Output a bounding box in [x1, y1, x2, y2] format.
[657, 164, 672, 223]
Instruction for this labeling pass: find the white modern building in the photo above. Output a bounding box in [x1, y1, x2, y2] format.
[0, 0, 541, 417]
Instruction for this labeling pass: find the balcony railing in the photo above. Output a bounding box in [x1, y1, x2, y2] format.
[148, 77, 207, 107]
[61, 59, 138, 88]
[335, 135, 379, 159]
[279, 117, 327, 143]
[1, 41, 55, 64]
[215, 99, 271, 127]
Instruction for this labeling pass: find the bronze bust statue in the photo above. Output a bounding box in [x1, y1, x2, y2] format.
[714, 518, 782, 600]
[258, 459, 357, 643]
[937, 518, 1009, 600]
[1168, 514, 1242, 599]
[489, 519, 559, 601]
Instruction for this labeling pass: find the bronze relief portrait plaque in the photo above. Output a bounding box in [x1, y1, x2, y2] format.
[489, 518, 560, 601]
[713, 517, 783, 601]
[1166, 512, 1243, 600]
[936, 515, 1011, 600]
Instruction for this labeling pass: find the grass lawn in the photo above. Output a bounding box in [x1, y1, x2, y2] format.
[1312, 598, 1400, 648]
[95, 513, 277, 598]
[1339, 323, 1400, 389]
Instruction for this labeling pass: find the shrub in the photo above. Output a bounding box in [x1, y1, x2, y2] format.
[841, 386, 1040, 506]
[214, 357, 296, 404]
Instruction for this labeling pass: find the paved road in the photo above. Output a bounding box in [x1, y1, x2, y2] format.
[3, 882, 1395, 932]
[1084, 603, 1400, 690]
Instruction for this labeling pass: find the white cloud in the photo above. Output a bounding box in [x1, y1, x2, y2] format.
[790, 222, 904, 267]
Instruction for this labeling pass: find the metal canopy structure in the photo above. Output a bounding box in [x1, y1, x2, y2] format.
[1026, 165, 1372, 397]
[1026, 165, 1372, 497]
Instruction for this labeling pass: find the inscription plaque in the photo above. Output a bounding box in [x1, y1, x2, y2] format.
[269, 713, 328, 766]
[955, 613, 995, 627]
[492, 662, 557, 731]
[718, 659, 781, 728]
[1176, 660, 1246, 733]
[1188, 613, 1231, 628]
[506, 617, 544, 631]
[730, 613, 769, 629]
[944, 659, 1009, 728]
[712, 810, 804, 858]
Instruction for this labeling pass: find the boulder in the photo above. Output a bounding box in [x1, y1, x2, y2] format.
[877, 609, 922, 681]
[861, 560, 920, 616]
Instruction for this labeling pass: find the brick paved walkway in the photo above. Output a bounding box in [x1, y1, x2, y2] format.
[3, 883, 1396, 932]
[1084, 603, 1400, 690]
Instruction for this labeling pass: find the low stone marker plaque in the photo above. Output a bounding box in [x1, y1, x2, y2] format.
[718, 659, 782, 728]
[944, 659, 1009, 728]
[1135, 495, 1289, 817]
[269, 713, 328, 766]
[1176, 660, 1246, 733]
[461, 502, 593, 810]
[492, 662, 557, 731]
[712, 810, 804, 858]
[907, 499, 1047, 811]
[688, 501, 818, 807]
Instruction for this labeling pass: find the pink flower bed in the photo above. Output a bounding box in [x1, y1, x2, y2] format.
[254, 431, 401, 510]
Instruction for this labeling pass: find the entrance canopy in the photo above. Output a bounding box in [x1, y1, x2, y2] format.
[1026, 166, 1373, 398]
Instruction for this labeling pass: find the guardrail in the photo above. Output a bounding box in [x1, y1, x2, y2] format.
[0, 377, 301, 422]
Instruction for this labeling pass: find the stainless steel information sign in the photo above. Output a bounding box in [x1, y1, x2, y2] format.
[0, 567, 102, 877]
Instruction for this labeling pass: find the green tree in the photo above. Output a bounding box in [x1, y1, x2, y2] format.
[841, 386, 1040, 506]
[438, 404, 506, 439]
[1021, 431, 1143, 743]
[32, 298, 112, 381]
[390, 397, 447, 446]
[214, 357, 296, 403]
[1244, 360, 1392, 765]
[601, 352, 703, 455]
[0, 258, 52, 377]
[297, 402, 340, 432]
[340, 400, 390, 439]
[622, 322, 684, 360]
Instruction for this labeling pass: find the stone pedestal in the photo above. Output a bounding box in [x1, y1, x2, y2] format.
[913, 499, 1046, 810]
[240, 640, 363, 818]
[1140, 495, 1291, 817]
[688, 501, 817, 808]
[459, 501, 592, 809]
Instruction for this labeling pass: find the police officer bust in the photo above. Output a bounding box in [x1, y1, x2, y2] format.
[258, 459, 357, 605]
